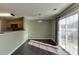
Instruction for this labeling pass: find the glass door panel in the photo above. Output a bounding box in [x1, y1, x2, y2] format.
[58, 14, 78, 55]
[58, 19, 66, 49]
[66, 15, 74, 54]
[73, 14, 78, 55]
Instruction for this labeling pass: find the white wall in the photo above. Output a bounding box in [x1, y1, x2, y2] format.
[24, 20, 52, 39]
[0, 31, 28, 55]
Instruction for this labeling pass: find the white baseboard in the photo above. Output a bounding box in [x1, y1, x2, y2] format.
[29, 38, 52, 39]
[8, 39, 28, 55]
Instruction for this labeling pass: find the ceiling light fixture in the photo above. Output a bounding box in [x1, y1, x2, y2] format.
[0, 13, 15, 16]
[38, 20, 43, 23]
[10, 13, 15, 16]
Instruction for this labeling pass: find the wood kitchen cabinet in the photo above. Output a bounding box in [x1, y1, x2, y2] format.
[0, 17, 24, 32]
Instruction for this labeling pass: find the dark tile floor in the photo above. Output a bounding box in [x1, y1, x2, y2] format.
[12, 39, 57, 55]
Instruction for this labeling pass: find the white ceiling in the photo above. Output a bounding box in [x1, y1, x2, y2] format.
[0, 3, 71, 19]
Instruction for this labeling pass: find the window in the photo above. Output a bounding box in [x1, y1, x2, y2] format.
[58, 14, 78, 55]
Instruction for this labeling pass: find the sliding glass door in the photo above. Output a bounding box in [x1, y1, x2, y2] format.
[58, 14, 78, 55]
[58, 18, 66, 49]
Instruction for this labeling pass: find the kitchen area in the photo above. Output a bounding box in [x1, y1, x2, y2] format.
[0, 16, 28, 55]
